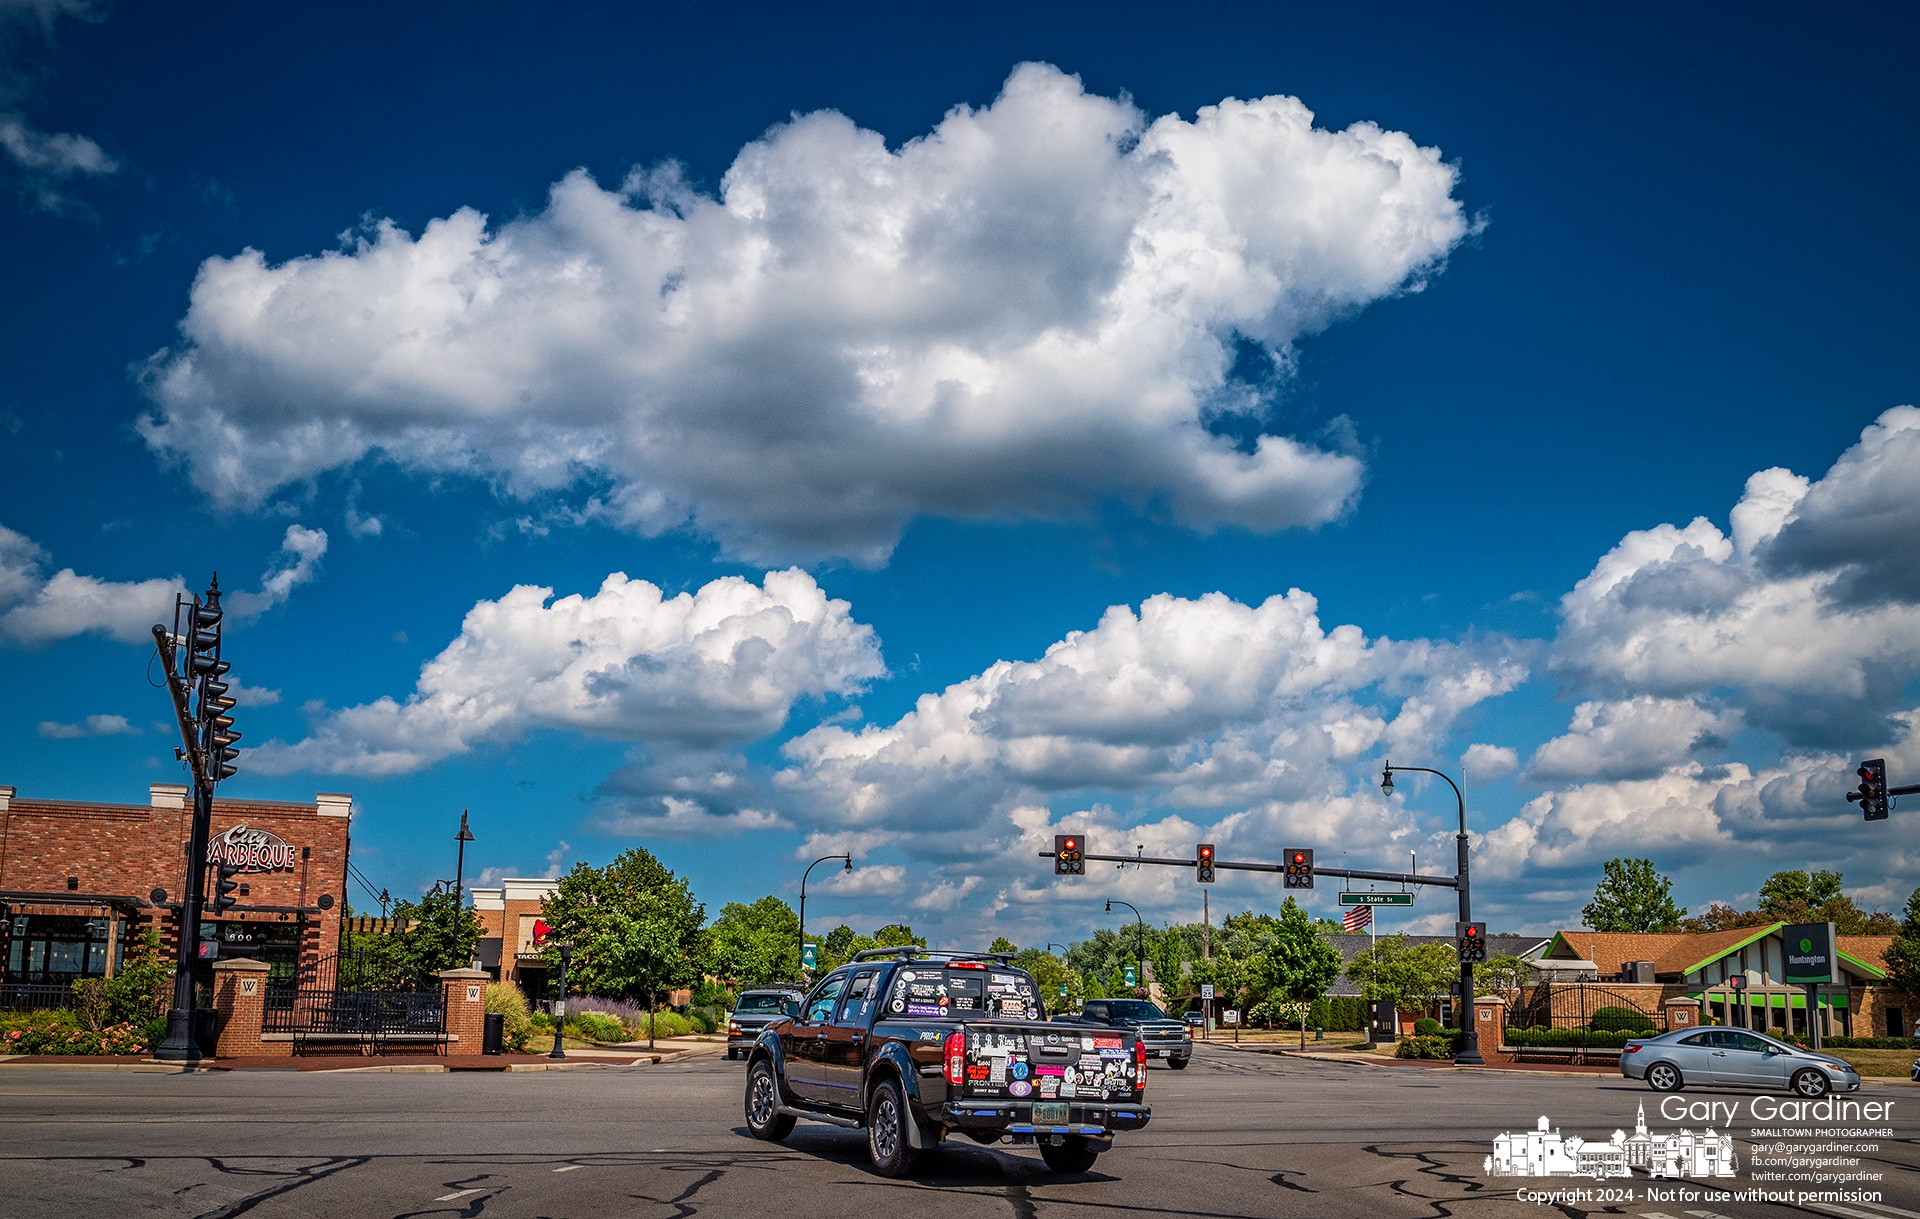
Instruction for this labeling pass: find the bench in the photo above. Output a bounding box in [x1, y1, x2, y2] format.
[291, 994, 449, 1057]
[1503, 1043, 1623, 1066]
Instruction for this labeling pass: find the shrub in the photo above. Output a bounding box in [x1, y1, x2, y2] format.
[687, 1010, 716, 1035]
[1306, 996, 1369, 1031]
[1504, 1026, 1643, 1048]
[107, 928, 172, 1025]
[565, 1012, 628, 1044]
[485, 983, 535, 1052]
[1413, 1017, 1444, 1037]
[0, 1009, 151, 1055]
[1395, 1035, 1455, 1059]
[1591, 1006, 1657, 1032]
[1810, 1035, 1919, 1050]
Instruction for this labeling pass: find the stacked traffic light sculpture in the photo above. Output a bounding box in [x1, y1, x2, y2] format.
[149, 575, 244, 1062]
[1456, 922, 1486, 963]
[1053, 834, 1086, 875]
[1853, 759, 1888, 821]
[1195, 843, 1215, 884]
[1282, 848, 1314, 889]
[212, 859, 241, 913]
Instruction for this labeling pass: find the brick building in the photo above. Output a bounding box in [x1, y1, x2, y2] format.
[470, 878, 558, 1001]
[0, 782, 352, 998]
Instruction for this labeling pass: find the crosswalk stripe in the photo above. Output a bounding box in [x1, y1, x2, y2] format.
[553, 1165, 582, 1173]
[1843, 1203, 1920, 1219]
[1684, 1211, 1731, 1218]
[434, 1188, 482, 1201]
[1640, 1212, 1682, 1218]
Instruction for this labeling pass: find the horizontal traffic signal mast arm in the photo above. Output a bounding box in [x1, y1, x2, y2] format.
[1884, 784, 1920, 797]
[1036, 849, 1458, 888]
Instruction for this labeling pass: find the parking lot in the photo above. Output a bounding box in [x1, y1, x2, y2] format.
[1, 1045, 1914, 1219]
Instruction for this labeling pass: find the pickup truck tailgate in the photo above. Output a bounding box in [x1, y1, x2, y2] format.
[956, 1024, 1140, 1103]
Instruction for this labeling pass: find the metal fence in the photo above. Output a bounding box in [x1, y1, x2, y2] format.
[0, 983, 73, 1012]
[260, 949, 448, 1053]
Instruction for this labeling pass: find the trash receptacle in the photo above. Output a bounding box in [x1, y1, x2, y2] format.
[194, 1008, 221, 1057]
[483, 1011, 505, 1055]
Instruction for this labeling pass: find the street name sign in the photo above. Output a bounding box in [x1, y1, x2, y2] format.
[1339, 892, 1413, 906]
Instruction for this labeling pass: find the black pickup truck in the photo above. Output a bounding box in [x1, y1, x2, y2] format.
[743, 949, 1152, 1176]
[1053, 998, 1193, 1069]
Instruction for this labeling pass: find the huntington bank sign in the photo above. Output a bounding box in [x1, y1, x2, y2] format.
[206, 824, 298, 873]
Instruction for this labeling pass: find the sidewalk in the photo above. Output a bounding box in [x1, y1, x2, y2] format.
[0, 1038, 726, 1073]
[1208, 1039, 1621, 1076]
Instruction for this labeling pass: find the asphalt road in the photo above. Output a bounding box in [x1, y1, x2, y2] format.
[1, 1046, 1914, 1219]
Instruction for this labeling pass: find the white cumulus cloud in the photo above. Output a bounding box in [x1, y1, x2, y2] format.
[247, 568, 884, 777]
[137, 62, 1474, 565]
[1523, 696, 1740, 784]
[1549, 406, 1920, 748]
[1461, 742, 1519, 784]
[776, 587, 1526, 833]
[37, 713, 139, 739]
[0, 521, 330, 646]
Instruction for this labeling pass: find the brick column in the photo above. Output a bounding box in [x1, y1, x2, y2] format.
[1473, 995, 1505, 1044]
[1664, 996, 1700, 1031]
[440, 968, 490, 1054]
[210, 958, 275, 1058]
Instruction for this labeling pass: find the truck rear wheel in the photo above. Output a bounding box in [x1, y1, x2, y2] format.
[866, 1078, 927, 1178]
[745, 1060, 795, 1141]
[1040, 1135, 1099, 1173]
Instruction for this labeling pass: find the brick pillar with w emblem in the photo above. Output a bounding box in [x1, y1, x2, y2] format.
[208, 958, 278, 1057]
[440, 968, 490, 1055]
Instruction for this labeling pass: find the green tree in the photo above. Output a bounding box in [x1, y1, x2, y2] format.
[1475, 953, 1534, 1009]
[341, 889, 486, 990]
[1677, 902, 1775, 933]
[989, 936, 1019, 955]
[1249, 897, 1343, 1048]
[540, 848, 706, 1049]
[1754, 869, 1898, 935]
[1012, 948, 1080, 1011]
[705, 896, 800, 985]
[1581, 858, 1687, 932]
[1151, 924, 1188, 1000]
[1881, 886, 1920, 999]
[873, 923, 925, 949]
[1344, 935, 1459, 1046]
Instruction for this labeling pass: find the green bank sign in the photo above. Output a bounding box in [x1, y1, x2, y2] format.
[1781, 922, 1835, 985]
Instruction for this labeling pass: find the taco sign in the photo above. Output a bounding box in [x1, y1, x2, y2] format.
[206, 824, 299, 873]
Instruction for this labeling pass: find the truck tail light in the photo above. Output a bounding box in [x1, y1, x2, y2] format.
[945, 1032, 966, 1086]
[1134, 1037, 1146, 1093]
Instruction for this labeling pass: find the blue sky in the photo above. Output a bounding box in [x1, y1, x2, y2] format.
[3, 1, 1917, 946]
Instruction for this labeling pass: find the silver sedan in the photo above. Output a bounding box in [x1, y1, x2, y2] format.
[1620, 1028, 1861, 1097]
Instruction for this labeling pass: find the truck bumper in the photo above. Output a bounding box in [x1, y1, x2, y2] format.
[941, 1100, 1151, 1137]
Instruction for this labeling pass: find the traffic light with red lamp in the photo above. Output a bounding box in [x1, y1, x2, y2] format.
[1282, 849, 1313, 889]
[1852, 759, 1888, 821]
[1054, 834, 1085, 876]
[1456, 922, 1486, 963]
[1195, 843, 1215, 883]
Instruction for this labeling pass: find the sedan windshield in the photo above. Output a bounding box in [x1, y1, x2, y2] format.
[1107, 1000, 1167, 1021]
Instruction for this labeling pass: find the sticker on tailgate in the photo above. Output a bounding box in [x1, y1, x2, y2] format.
[1031, 1102, 1069, 1125]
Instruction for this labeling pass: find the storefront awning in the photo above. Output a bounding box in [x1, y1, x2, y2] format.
[0, 890, 152, 913]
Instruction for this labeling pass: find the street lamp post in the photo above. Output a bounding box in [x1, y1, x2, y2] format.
[453, 810, 475, 908]
[547, 942, 572, 1060]
[1105, 899, 1146, 993]
[1381, 760, 1483, 1066]
[798, 854, 852, 977]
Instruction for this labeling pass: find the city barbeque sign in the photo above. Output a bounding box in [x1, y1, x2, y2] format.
[206, 824, 298, 873]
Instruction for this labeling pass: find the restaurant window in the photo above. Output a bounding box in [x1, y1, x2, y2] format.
[6, 914, 121, 984]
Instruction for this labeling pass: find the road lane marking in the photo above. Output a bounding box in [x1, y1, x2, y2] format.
[1641, 1212, 1681, 1217]
[1808, 1207, 1901, 1219]
[434, 1189, 482, 1201]
[1685, 1211, 1732, 1218]
[1844, 1205, 1920, 1219]
[553, 1165, 582, 1173]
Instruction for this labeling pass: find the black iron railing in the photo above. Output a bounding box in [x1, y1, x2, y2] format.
[0, 983, 73, 1011]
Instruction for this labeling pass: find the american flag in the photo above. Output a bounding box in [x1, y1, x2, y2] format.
[1342, 905, 1372, 932]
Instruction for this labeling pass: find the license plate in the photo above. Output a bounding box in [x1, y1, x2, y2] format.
[1031, 1102, 1069, 1125]
[1148, 1049, 1162, 1057]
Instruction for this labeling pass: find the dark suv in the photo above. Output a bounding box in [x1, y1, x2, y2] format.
[726, 988, 802, 1060]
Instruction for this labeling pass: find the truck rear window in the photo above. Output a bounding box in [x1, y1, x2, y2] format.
[883, 967, 1044, 1020]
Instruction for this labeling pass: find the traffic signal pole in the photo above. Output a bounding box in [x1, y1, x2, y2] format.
[1039, 761, 1486, 1067]
[151, 621, 214, 1063]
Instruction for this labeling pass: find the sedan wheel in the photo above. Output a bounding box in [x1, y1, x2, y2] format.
[1791, 1068, 1831, 1098]
[1646, 1062, 1684, 1092]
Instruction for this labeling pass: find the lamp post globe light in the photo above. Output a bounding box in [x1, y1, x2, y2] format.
[1105, 899, 1146, 992]
[1380, 760, 1483, 1066]
[798, 854, 852, 977]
